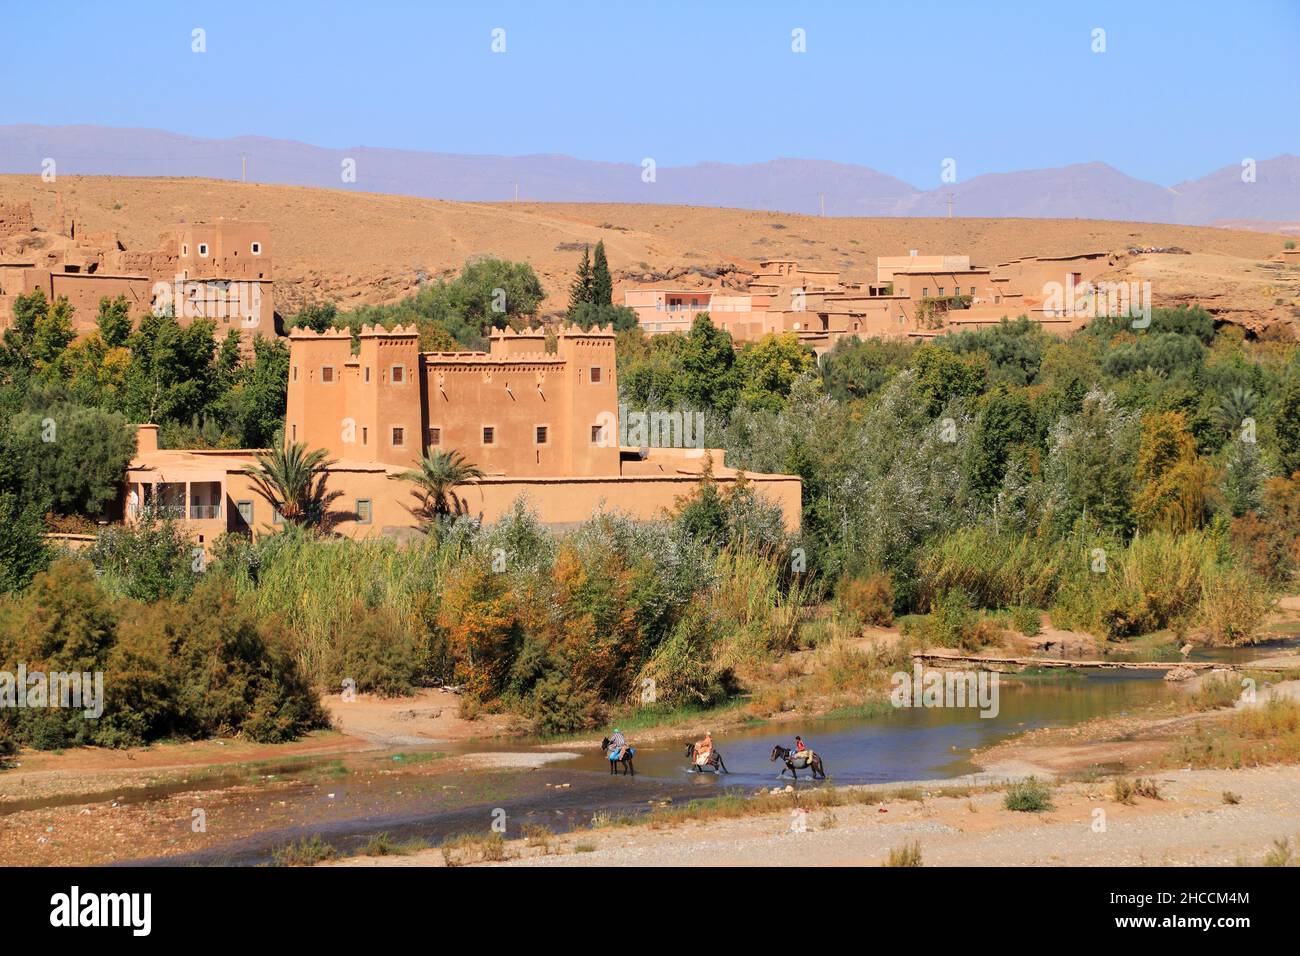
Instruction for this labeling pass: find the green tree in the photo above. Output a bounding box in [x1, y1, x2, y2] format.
[243, 443, 341, 529]
[390, 450, 485, 525]
[216, 335, 289, 447]
[678, 314, 740, 412]
[32, 296, 75, 366]
[1276, 368, 1300, 478]
[0, 491, 51, 592]
[967, 385, 1038, 500]
[734, 333, 816, 412]
[568, 246, 593, 316]
[909, 343, 987, 416]
[1043, 388, 1136, 535]
[96, 295, 133, 348]
[2, 405, 136, 518]
[123, 313, 219, 425]
[591, 240, 613, 307]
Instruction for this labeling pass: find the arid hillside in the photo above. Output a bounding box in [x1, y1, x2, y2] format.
[1, 175, 1295, 331]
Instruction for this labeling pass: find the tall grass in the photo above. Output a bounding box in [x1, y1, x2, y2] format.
[917, 527, 1064, 610]
[214, 532, 457, 682]
[1051, 529, 1271, 641]
[711, 546, 818, 666]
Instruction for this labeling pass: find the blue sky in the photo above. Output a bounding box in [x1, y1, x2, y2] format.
[1, 0, 1296, 188]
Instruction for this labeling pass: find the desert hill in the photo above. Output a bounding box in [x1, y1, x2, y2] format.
[3, 125, 1297, 225]
[1, 174, 1295, 333]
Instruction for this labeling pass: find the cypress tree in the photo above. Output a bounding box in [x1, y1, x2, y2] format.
[591, 240, 613, 307]
[568, 246, 593, 316]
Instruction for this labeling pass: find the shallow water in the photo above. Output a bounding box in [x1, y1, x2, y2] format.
[72, 639, 1300, 864]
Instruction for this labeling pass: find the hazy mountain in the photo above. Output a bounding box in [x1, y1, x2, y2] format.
[0, 125, 1295, 225]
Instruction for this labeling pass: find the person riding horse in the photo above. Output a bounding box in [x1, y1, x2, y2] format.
[771, 738, 826, 779]
[601, 729, 635, 775]
[608, 728, 627, 759]
[685, 732, 728, 773]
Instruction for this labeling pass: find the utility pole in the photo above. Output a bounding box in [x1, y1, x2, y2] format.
[946, 193, 954, 218]
[819, 192, 825, 217]
[241, 154, 247, 183]
[514, 180, 519, 203]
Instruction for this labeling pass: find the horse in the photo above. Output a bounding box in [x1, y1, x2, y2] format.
[600, 737, 635, 776]
[771, 744, 826, 780]
[685, 742, 729, 774]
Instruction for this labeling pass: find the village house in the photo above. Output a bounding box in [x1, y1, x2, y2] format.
[622, 250, 1119, 352]
[0, 206, 274, 346]
[123, 323, 801, 551]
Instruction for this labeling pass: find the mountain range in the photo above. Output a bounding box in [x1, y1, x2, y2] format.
[1, 125, 1296, 226]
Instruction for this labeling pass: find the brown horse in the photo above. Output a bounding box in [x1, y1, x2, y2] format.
[684, 742, 729, 773]
[601, 737, 635, 776]
[771, 744, 826, 779]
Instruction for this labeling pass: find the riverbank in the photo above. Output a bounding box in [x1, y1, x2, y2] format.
[328, 763, 1300, 867]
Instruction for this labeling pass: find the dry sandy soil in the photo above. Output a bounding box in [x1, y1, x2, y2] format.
[2, 175, 1295, 330]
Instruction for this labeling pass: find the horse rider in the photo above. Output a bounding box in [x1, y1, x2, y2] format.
[608, 727, 627, 760]
[695, 731, 714, 765]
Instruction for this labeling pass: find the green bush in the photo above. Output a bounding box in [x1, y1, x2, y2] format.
[325, 602, 420, 697]
[1004, 777, 1054, 812]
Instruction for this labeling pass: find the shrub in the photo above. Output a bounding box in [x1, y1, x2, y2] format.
[1197, 564, 1271, 646]
[325, 602, 420, 697]
[358, 832, 427, 857]
[272, 835, 337, 867]
[1263, 837, 1293, 867]
[1003, 777, 1054, 812]
[87, 515, 198, 601]
[837, 572, 894, 627]
[526, 672, 604, 736]
[884, 839, 923, 867]
[637, 603, 734, 708]
[903, 589, 997, 651]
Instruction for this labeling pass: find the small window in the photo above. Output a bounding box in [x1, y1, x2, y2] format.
[236, 500, 254, 525]
[292, 365, 298, 382]
[591, 424, 604, 445]
[589, 367, 602, 383]
[970, 287, 976, 296]
[391, 364, 405, 384]
[922, 288, 929, 297]
[938, 287, 945, 297]
[535, 425, 548, 445]
[482, 426, 495, 445]
[272, 506, 284, 525]
[391, 427, 404, 447]
[364, 366, 371, 383]
[321, 365, 335, 383]
[182, 244, 189, 257]
[362, 427, 368, 446]
[251, 242, 262, 255]
[198, 243, 209, 258]
[427, 427, 441, 446]
[291, 424, 297, 442]
[356, 499, 372, 525]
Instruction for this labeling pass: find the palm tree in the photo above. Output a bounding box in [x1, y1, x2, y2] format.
[243, 442, 342, 529]
[389, 450, 484, 525]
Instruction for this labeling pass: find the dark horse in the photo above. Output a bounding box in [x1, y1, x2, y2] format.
[684, 742, 729, 773]
[771, 745, 826, 780]
[600, 737, 635, 776]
